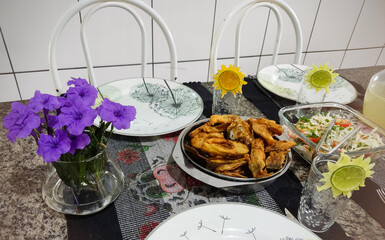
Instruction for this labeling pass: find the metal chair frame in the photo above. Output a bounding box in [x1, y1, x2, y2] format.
[49, 0, 177, 94]
[209, 0, 303, 78]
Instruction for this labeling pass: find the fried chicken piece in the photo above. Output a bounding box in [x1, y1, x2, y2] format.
[214, 158, 247, 172]
[200, 138, 249, 158]
[226, 118, 254, 146]
[209, 114, 242, 125]
[254, 118, 283, 136]
[250, 120, 276, 145]
[190, 132, 224, 149]
[265, 140, 296, 152]
[265, 151, 287, 170]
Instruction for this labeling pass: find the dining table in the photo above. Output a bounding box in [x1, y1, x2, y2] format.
[1, 65, 385, 240]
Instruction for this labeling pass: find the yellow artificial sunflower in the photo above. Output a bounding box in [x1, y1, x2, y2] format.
[213, 64, 247, 98]
[317, 153, 375, 198]
[304, 63, 338, 93]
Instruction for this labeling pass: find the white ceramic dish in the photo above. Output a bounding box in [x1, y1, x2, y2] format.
[96, 78, 203, 136]
[257, 64, 357, 104]
[146, 202, 321, 240]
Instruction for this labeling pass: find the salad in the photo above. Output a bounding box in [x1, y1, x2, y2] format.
[288, 112, 384, 158]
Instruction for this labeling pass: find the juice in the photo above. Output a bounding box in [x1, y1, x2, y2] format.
[363, 81, 385, 129]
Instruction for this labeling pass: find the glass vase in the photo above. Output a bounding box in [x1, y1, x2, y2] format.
[42, 148, 124, 215]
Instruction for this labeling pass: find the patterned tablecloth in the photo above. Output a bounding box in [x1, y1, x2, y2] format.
[65, 77, 360, 240]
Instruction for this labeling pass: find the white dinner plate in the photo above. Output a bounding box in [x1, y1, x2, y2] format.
[96, 78, 203, 136]
[257, 64, 357, 104]
[146, 202, 321, 240]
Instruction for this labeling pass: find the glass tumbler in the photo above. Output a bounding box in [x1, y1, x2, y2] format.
[212, 88, 241, 115]
[296, 68, 327, 104]
[298, 154, 350, 232]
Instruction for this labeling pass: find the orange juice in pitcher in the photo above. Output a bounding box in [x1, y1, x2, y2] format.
[363, 69, 385, 129]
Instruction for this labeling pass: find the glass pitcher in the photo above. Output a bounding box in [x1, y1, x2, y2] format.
[363, 69, 385, 129]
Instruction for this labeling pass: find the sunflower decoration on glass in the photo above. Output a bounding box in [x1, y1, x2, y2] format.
[213, 64, 247, 97]
[317, 153, 375, 198]
[304, 63, 339, 93]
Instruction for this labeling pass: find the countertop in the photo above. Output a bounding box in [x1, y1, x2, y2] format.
[1, 65, 384, 239]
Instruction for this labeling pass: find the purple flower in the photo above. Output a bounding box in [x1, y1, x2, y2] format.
[68, 133, 91, 154]
[67, 77, 90, 88]
[28, 90, 61, 112]
[66, 78, 98, 106]
[46, 114, 59, 129]
[97, 98, 136, 130]
[3, 102, 41, 143]
[58, 100, 97, 135]
[37, 129, 71, 162]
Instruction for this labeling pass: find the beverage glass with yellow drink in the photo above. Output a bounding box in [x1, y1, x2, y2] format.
[363, 69, 385, 129]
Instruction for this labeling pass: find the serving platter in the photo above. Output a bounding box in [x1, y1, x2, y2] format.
[257, 64, 357, 104]
[95, 78, 203, 136]
[172, 118, 291, 193]
[146, 202, 321, 240]
[181, 118, 290, 182]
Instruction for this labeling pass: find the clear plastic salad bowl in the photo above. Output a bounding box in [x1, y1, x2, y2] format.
[278, 102, 385, 164]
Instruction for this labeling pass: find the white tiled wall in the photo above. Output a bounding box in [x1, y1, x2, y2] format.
[0, 0, 384, 102]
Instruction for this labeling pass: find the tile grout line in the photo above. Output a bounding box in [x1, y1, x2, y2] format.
[4, 46, 383, 76]
[0, 26, 22, 100]
[339, 0, 366, 69]
[302, 0, 322, 65]
[375, 45, 385, 66]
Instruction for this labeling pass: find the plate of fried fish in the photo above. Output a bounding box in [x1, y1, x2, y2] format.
[180, 114, 296, 183]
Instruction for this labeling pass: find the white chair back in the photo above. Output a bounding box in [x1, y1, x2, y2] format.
[209, 0, 303, 78]
[49, 0, 177, 95]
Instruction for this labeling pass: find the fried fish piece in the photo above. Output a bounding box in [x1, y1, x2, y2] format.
[190, 132, 224, 149]
[250, 120, 276, 145]
[254, 118, 283, 136]
[217, 170, 248, 178]
[265, 140, 296, 152]
[265, 151, 287, 170]
[248, 138, 265, 174]
[244, 138, 270, 178]
[209, 114, 242, 125]
[200, 138, 249, 158]
[202, 122, 228, 133]
[226, 118, 254, 146]
[214, 158, 247, 172]
[206, 157, 243, 170]
[245, 153, 272, 178]
[183, 143, 209, 167]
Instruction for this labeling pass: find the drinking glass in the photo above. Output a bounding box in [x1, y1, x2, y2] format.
[363, 69, 385, 129]
[212, 88, 241, 115]
[296, 68, 326, 104]
[298, 154, 350, 232]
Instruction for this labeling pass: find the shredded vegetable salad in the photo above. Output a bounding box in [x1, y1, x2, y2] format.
[293, 112, 384, 153]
